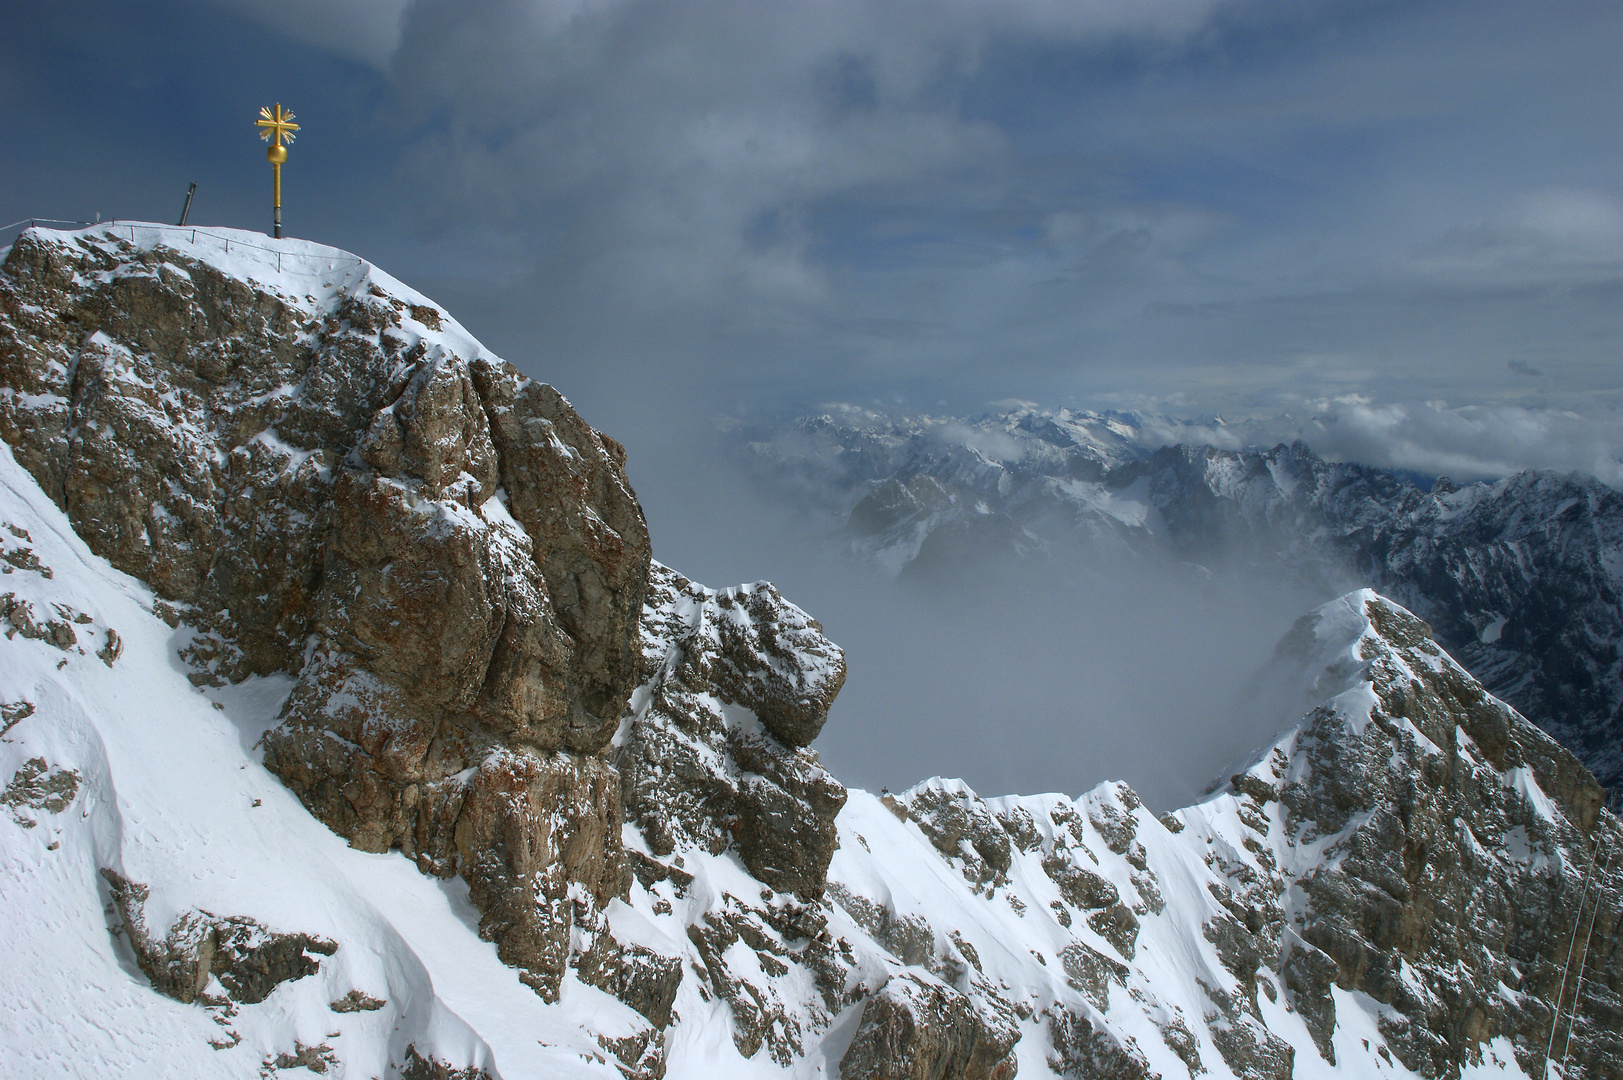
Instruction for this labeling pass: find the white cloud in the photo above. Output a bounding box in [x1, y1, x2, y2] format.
[1299, 398, 1623, 486]
[1410, 188, 1623, 279]
[930, 419, 1028, 463]
[203, 0, 413, 70]
[1086, 387, 1623, 487]
[375, 0, 1233, 321]
[1520, 187, 1623, 248]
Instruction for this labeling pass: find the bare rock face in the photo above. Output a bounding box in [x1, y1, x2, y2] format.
[1259, 594, 1621, 1078]
[452, 751, 625, 996]
[0, 227, 650, 1002]
[616, 562, 848, 899]
[399, 1045, 497, 1080]
[839, 972, 1019, 1080]
[559, 561, 867, 1067]
[1172, 591, 1623, 1079]
[101, 869, 337, 1006]
[893, 779, 1014, 891]
[574, 913, 684, 1031]
[1046, 1010, 1154, 1079]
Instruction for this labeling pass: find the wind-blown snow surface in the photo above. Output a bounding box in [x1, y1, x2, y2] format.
[5, 430, 1583, 1078]
[0, 441, 638, 1079]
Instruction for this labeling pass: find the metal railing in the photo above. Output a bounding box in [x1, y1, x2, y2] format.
[0, 217, 95, 235]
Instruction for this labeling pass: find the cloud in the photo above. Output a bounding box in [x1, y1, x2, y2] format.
[360, 0, 1267, 363]
[1298, 398, 1623, 486]
[173, 0, 1609, 441]
[1410, 187, 1623, 280]
[202, 0, 413, 70]
[645, 420, 1335, 809]
[930, 419, 1028, 464]
[142, 1, 1619, 423]
[1091, 392, 1623, 487]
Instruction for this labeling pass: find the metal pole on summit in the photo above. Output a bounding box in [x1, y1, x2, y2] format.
[256, 104, 299, 239]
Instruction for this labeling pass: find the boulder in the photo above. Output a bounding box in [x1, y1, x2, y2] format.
[616, 563, 847, 899]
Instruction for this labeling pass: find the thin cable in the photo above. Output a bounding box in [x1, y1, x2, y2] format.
[1546, 834, 1603, 1074]
[1558, 833, 1615, 1071]
[1, 217, 91, 232]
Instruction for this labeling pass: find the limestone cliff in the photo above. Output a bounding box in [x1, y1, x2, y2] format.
[0, 224, 650, 1001]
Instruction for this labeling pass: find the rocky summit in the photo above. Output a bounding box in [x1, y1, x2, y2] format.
[0, 223, 652, 1005]
[1, 225, 1618, 1079]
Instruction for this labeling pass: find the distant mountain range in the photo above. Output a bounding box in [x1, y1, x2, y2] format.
[739, 406, 1623, 800]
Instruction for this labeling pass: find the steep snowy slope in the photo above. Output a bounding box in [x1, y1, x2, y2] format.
[0, 442, 635, 1079]
[10, 429, 1619, 1078]
[3, 226, 1618, 1079]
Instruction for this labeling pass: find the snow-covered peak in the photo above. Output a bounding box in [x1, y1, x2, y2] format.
[14, 222, 490, 361]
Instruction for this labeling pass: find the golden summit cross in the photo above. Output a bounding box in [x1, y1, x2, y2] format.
[256, 103, 300, 239]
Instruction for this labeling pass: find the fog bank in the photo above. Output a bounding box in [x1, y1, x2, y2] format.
[623, 419, 1341, 812]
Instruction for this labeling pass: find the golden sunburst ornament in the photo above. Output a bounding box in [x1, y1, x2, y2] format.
[256, 104, 300, 238]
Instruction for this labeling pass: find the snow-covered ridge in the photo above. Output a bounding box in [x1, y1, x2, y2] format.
[0, 222, 487, 359]
[9, 429, 1617, 1075]
[4, 227, 1619, 1079]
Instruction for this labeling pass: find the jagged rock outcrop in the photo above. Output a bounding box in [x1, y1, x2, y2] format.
[2, 756, 79, 826]
[615, 562, 848, 899]
[0, 225, 650, 1002]
[399, 1046, 498, 1080]
[1249, 593, 1619, 1077]
[101, 869, 337, 1006]
[839, 972, 1019, 1080]
[871, 590, 1620, 1080]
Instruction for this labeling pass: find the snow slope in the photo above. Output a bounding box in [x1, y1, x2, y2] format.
[9, 418, 1612, 1077]
[0, 440, 636, 1079]
[3, 227, 1617, 1079]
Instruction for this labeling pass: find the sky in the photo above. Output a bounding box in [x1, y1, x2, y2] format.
[4, 0, 1620, 803]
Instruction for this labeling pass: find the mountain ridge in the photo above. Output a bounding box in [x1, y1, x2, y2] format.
[2, 225, 1618, 1079]
[739, 409, 1623, 799]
